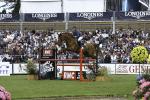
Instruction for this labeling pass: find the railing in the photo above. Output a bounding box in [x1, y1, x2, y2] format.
[1, 11, 150, 31]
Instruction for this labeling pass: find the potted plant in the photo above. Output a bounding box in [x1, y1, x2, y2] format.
[26, 59, 38, 80]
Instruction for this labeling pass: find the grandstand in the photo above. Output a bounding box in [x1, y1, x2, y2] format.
[0, 0, 150, 63]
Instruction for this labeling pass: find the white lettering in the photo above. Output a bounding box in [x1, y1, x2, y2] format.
[0, 70, 8, 74]
[64, 72, 75, 79]
[0, 14, 12, 20]
[125, 11, 150, 19]
[32, 13, 57, 20]
[77, 12, 103, 20]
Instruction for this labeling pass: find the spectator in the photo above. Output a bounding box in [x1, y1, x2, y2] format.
[0, 28, 149, 64]
[104, 53, 111, 63]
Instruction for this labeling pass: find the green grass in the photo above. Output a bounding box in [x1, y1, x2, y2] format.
[0, 75, 137, 100]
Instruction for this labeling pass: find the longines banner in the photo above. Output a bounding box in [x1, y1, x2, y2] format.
[0, 14, 19, 22]
[24, 13, 64, 22]
[69, 12, 113, 21]
[116, 11, 150, 20]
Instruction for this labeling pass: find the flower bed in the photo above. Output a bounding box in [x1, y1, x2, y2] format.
[133, 74, 150, 100]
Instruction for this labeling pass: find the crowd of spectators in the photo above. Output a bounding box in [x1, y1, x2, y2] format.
[0, 27, 150, 64]
[74, 28, 150, 64]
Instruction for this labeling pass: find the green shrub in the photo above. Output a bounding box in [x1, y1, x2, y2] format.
[26, 60, 37, 75]
[130, 46, 148, 63]
[97, 67, 108, 76]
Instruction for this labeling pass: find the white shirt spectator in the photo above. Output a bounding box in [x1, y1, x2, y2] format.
[111, 53, 117, 63]
[0, 55, 4, 62]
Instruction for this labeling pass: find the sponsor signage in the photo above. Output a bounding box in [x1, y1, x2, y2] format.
[0, 14, 19, 22]
[0, 11, 150, 22]
[57, 65, 91, 79]
[115, 64, 150, 74]
[13, 64, 27, 74]
[43, 49, 53, 56]
[69, 12, 113, 21]
[98, 64, 116, 74]
[40, 48, 56, 79]
[40, 61, 55, 79]
[0, 62, 12, 76]
[40, 61, 55, 73]
[63, 71, 76, 80]
[13, 63, 39, 74]
[24, 13, 64, 22]
[97, 64, 150, 74]
[116, 11, 150, 20]
[41, 49, 54, 59]
[3, 63, 150, 75]
[116, 64, 138, 74]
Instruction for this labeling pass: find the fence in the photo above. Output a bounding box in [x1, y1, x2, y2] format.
[1, 62, 150, 76]
[1, 11, 150, 31]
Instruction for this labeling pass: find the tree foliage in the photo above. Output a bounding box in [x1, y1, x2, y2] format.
[26, 60, 37, 75]
[130, 46, 148, 63]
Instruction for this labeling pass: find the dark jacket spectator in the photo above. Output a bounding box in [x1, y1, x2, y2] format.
[104, 54, 111, 63]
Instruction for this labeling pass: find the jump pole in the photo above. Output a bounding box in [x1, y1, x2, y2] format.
[39, 52, 95, 81]
[80, 47, 83, 81]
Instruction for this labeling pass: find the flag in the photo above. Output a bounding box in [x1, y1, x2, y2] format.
[139, 0, 149, 8]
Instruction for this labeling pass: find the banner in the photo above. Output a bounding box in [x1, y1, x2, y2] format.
[57, 64, 91, 79]
[69, 12, 113, 21]
[13, 64, 27, 74]
[98, 64, 150, 74]
[115, 64, 150, 74]
[0, 14, 19, 22]
[116, 64, 139, 74]
[0, 62, 12, 76]
[98, 64, 116, 74]
[10, 63, 150, 75]
[41, 49, 54, 59]
[13, 63, 39, 74]
[24, 13, 64, 22]
[40, 61, 55, 79]
[63, 71, 76, 80]
[116, 11, 150, 20]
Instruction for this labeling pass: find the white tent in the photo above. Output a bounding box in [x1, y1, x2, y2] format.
[20, 0, 106, 13]
[63, 0, 105, 13]
[20, 0, 62, 13]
